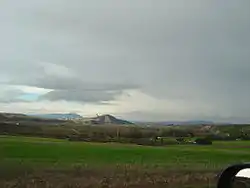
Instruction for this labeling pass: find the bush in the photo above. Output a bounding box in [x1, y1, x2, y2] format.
[195, 138, 212, 145]
[176, 137, 185, 143]
[163, 137, 179, 145]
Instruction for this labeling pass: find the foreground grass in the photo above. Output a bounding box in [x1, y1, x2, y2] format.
[1, 135, 250, 187]
[1, 136, 249, 168]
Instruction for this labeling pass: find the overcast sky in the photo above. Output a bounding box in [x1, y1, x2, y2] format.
[0, 0, 250, 122]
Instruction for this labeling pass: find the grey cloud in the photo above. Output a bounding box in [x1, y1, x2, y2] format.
[11, 73, 138, 91]
[6, 62, 138, 103]
[40, 89, 124, 103]
[0, 0, 250, 120]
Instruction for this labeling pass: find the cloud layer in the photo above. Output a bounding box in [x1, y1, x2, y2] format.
[0, 0, 250, 122]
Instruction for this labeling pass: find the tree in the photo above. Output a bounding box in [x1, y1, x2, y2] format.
[129, 127, 143, 139]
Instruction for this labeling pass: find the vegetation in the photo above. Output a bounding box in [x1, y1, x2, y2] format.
[1, 136, 250, 187]
[2, 113, 250, 144]
[195, 138, 212, 145]
[1, 136, 246, 167]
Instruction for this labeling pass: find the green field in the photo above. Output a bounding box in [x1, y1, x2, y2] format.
[1, 135, 250, 167]
[1, 135, 250, 187]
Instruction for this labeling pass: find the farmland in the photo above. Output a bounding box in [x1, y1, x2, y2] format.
[1, 113, 250, 187]
[1, 136, 250, 188]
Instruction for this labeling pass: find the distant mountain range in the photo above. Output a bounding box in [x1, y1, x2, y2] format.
[134, 120, 215, 125]
[27, 113, 133, 125]
[2, 111, 230, 125]
[164, 120, 215, 125]
[28, 113, 83, 120]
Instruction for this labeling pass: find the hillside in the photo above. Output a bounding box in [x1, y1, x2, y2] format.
[0, 112, 28, 120]
[83, 114, 133, 125]
[0, 112, 65, 122]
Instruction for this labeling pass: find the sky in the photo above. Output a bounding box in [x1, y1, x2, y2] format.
[0, 0, 250, 122]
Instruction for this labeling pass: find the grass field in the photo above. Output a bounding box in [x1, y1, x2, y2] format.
[1, 135, 250, 187]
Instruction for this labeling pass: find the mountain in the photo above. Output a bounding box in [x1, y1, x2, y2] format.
[28, 113, 83, 120]
[84, 114, 133, 125]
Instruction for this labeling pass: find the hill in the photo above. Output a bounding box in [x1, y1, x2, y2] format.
[83, 114, 133, 125]
[0, 112, 30, 122]
[0, 112, 65, 125]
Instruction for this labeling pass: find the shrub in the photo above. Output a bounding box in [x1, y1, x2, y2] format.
[195, 138, 212, 145]
[176, 137, 185, 142]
